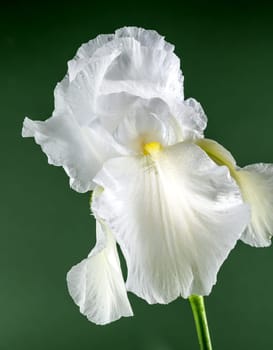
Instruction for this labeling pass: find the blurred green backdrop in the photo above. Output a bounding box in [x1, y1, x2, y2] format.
[2, 1, 273, 349]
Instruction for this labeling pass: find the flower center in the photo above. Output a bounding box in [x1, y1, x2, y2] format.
[143, 141, 162, 156]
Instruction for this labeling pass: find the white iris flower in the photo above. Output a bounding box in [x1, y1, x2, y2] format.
[22, 27, 271, 326]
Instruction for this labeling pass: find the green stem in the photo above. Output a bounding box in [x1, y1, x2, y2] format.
[189, 295, 213, 350]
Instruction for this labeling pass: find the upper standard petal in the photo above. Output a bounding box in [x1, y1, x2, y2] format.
[55, 27, 184, 127]
[115, 27, 175, 52]
[67, 26, 175, 82]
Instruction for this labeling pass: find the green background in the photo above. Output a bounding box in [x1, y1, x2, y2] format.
[2, 1, 273, 349]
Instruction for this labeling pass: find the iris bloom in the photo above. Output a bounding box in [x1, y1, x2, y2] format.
[22, 27, 272, 326]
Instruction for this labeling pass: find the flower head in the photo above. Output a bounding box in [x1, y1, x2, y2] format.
[22, 27, 271, 325]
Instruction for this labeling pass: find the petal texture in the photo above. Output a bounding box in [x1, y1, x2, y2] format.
[237, 164, 273, 247]
[174, 98, 208, 141]
[92, 143, 249, 304]
[115, 27, 174, 52]
[67, 34, 115, 81]
[67, 27, 174, 82]
[55, 27, 184, 127]
[22, 115, 120, 192]
[67, 220, 133, 325]
[54, 50, 121, 125]
[99, 37, 183, 102]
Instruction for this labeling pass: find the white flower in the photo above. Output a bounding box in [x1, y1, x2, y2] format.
[23, 26, 271, 326]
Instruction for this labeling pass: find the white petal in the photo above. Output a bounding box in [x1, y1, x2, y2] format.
[67, 219, 133, 325]
[237, 164, 273, 247]
[92, 143, 249, 304]
[22, 115, 120, 192]
[68, 26, 175, 81]
[54, 50, 121, 125]
[182, 98, 207, 139]
[99, 37, 183, 102]
[196, 139, 273, 247]
[68, 34, 115, 81]
[115, 26, 175, 52]
[171, 98, 208, 141]
[55, 28, 184, 127]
